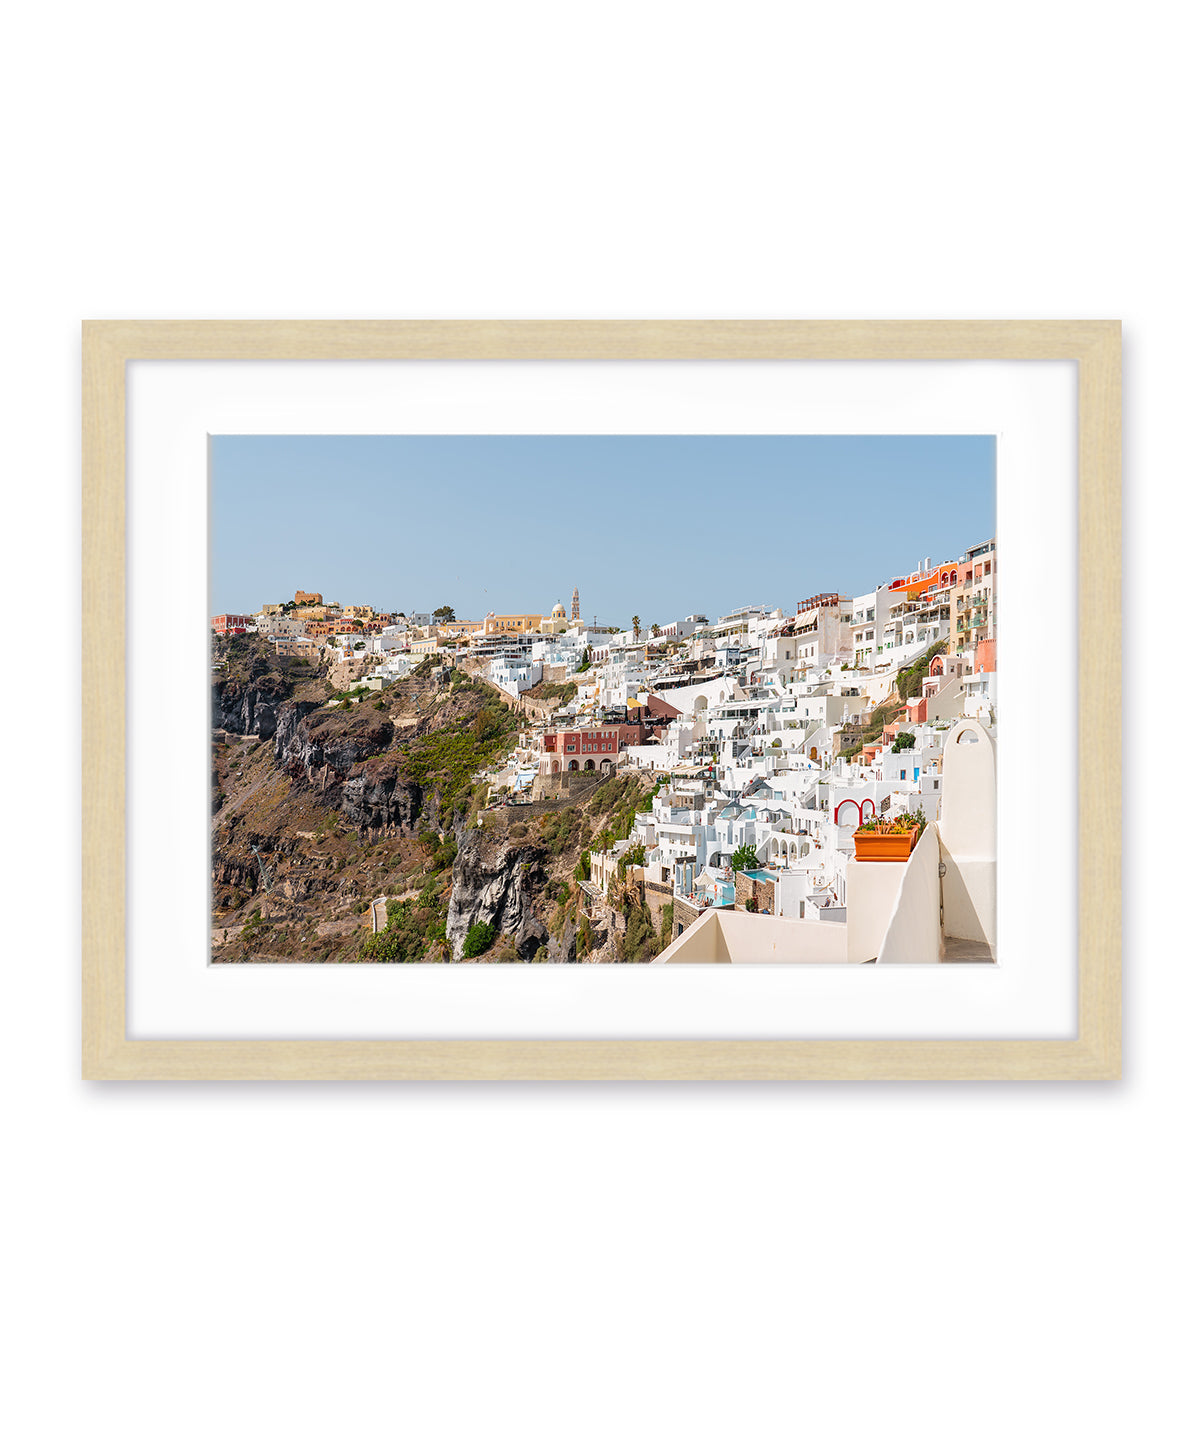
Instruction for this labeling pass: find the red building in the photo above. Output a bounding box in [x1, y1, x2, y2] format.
[212, 613, 252, 635]
[542, 721, 646, 773]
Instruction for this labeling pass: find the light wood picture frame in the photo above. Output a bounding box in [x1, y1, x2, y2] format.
[82, 320, 1121, 1080]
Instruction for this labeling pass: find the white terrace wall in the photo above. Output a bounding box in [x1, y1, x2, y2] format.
[876, 820, 942, 964]
[653, 907, 852, 963]
[938, 718, 997, 946]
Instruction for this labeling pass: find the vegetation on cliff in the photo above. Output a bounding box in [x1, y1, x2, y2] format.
[213, 660, 669, 965]
[360, 887, 449, 963]
[394, 680, 517, 825]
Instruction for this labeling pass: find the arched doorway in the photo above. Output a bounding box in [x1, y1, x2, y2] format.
[568, 760, 579, 772]
[809, 746, 818, 761]
[584, 759, 595, 771]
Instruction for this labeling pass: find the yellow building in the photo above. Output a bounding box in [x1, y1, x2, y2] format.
[538, 600, 569, 635]
[483, 612, 544, 635]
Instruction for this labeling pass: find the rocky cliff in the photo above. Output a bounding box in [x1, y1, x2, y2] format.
[339, 769, 428, 833]
[446, 826, 550, 961]
[212, 672, 295, 739]
[273, 701, 385, 774]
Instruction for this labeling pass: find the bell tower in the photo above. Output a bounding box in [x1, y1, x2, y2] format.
[570, 585, 580, 623]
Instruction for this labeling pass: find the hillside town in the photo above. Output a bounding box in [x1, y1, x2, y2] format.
[214, 538, 997, 963]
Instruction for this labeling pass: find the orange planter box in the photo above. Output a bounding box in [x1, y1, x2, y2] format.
[853, 828, 919, 862]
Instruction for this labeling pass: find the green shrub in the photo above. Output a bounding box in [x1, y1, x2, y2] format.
[891, 732, 917, 752]
[462, 921, 497, 958]
[730, 844, 758, 872]
[361, 894, 449, 963]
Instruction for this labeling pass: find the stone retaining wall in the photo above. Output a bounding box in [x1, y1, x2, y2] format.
[734, 871, 777, 915]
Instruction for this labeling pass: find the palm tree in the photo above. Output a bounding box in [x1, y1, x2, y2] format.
[650, 623, 660, 638]
[631, 615, 641, 641]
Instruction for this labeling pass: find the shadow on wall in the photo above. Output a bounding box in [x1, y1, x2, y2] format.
[938, 719, 997, 948]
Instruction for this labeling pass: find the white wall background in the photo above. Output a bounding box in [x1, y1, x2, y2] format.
[2, 4, 1187, 1438]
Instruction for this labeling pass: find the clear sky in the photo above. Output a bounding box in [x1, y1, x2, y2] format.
[210, 434, 995, 624]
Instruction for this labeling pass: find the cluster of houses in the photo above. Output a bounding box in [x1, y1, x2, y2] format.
[213, 542, 998, 963]
[484, 542, 997, 964]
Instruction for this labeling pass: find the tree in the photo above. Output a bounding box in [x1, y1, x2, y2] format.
[433, 605, 456, 623]
[891, 732, 917, 752]
[577, 915, 593, 958]
[730, 843, 758, 872]
[650, 623, 660, 638]
[617, 842, 646, 879]
[631, 615, 641, 641]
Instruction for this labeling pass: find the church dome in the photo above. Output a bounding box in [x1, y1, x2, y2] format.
[551, 600, 567, 618]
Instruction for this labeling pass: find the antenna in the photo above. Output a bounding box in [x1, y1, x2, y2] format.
[250, 844, 274, 893]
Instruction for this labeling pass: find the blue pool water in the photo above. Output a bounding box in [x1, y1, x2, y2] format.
[742, 868, 775, 882]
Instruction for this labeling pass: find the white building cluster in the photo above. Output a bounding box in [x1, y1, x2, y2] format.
[491, 543, 999, 964]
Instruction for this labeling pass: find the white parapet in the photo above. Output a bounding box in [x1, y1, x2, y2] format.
[653, 907, 853, 963]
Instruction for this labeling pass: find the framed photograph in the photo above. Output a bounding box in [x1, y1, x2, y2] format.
[83, 320, 1121, 1079]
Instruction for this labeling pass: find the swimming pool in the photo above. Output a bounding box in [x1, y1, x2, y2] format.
[741, 868, 776, 883]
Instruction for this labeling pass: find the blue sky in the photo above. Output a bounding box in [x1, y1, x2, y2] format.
[210, 435, 995, 624]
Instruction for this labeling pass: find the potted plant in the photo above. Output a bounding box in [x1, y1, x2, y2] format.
[853, 809, 926, 862]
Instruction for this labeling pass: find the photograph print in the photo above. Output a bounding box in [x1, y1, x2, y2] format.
[210, 434, 996, 965]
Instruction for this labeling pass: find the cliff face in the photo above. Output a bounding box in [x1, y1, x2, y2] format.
[274, 704, 393, 778]
[271, 703, 431, 835]
[213, 673, 295, 738]
[446, 827, 550, 961]
[339, 771, 427, 832]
